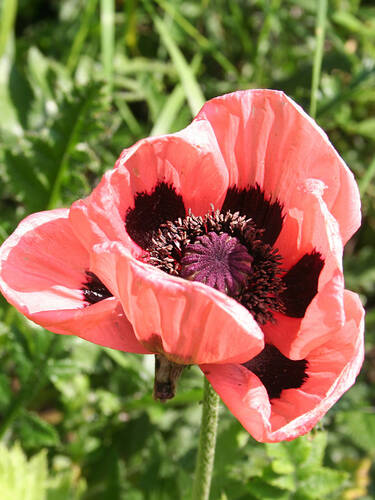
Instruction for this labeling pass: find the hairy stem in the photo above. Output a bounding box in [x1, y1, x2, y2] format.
[192, 376, 220, 500]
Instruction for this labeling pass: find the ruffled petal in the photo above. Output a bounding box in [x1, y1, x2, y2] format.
[0, 209, 149, 354]
[195, 89, 361, 245]
[70, 120, 228, 253]
[34, 296, 151, 354]
[201, 290, 364, 442]
[263, 179, 346, 358]
[90, 241, 264, 365]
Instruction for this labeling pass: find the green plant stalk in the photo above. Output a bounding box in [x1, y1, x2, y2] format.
[0, 0, 18, 59]
[142, 0, 205, 116]
[100, 0, 115, 95]
[359, 157, 375, 197]
[310, 0, 328, 119]
[155, 0, 237, 76]
[192, 377, 220, 500]
[254, 0, 281, 86]
[67, 0, 98, 74]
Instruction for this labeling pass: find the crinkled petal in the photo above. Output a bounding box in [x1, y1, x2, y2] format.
[0, 209, 148, 354]
[90, 241, 264, 365]
[34, 296, 151, 354]
[201, 290, 364, 442]
[195, 89, 361, 245]
[70, 120, 228, 253]
[264, 179, 346, 358]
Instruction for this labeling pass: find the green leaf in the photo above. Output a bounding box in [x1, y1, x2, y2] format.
[47, 470, 86, 500]
[0, 373, 12, 411]
[17, 412, 60, 449]
[0, 442, 48, 500]
[0, 55, 25, 140]
[0, 0, 18, 58]
[337, 411, 375, 453]
[3, 81, 107, 211]
[345, 118, 375, 139]
[297, 467, 348, 499]
[247, 477, 290, 500]
[332, 11, 375, 38]
[359, 158, 375, 197]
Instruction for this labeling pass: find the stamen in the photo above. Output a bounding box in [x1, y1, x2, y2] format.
[145, 209, 285, 324]
[82, 271, 113, 305]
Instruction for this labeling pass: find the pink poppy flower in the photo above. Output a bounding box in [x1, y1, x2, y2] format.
[0, 208, 150, 354]
[0, 90, 364, 442]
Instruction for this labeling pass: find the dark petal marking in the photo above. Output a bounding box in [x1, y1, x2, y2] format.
[243, 344, 308, 400]
[82, 271, 113, 305]
[281, 251, 324, 318]
[222, 184, 284, 246]
[125, 182, 186, 250]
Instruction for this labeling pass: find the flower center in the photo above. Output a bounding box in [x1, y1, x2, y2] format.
[180, 232, 253, 295]
[144, 209, 285, 325]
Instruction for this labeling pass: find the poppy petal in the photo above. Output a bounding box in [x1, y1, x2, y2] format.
[90, 241, 264, 365]
[0, 209, 149, 354]
[70, 120, 228, 253]
[201, 290, 364, 442]
[35, 297, 151, 354]
[265, 179, 346, 358]
[196, 89, 361, 245]
[221, 184, 284, 246]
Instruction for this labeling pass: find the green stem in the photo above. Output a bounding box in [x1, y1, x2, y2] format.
[192, 377, 220, 500]
[310, 0, 328, 119]
[100, 0, 115, 97]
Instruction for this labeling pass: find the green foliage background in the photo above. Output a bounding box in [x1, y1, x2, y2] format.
[0, 0, 374, 498]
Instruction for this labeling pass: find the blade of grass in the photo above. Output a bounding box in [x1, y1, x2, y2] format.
[67, 0, 98, 74]
[124, 0, 138, 51]
[155, 0, 237, 76]
[143, 0, 205, 115]
[317, 66, 375, 117]
[100, 0, 115, 95]
[150, 85, 185, 137]
[154, 16, 205, 115]
[254, 0, 282, 86]
[115, 98, 143, 136]
[359, 158, 375, 198]
[310, 0, 328, 119]
[151, 54, 201, 136]
[0, 0, 17, 59]
[47, 85, 99, 209]
[117, 57, 175, 75]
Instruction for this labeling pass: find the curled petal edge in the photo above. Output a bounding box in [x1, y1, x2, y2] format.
[195, 89, 361, 246]
[265, 180, 346, 359]
[201, 290, 364, 442]
[0, 209, 148, 354]
[90, 241, 265, 365]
